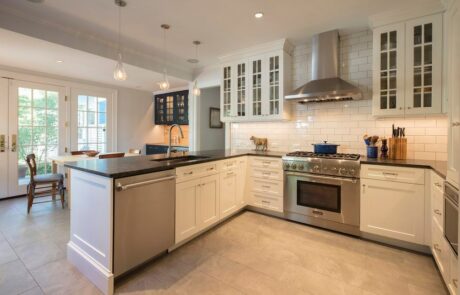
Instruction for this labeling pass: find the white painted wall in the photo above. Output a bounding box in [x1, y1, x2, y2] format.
[197, 87, 225, 151]
[230, 30, 448, 161]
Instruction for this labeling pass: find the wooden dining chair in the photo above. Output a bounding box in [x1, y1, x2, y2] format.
[71, 150, 97, 155]
[25, 154, 65, 214]
[128, 148, 141, 154]
[99, 152, 125, 159]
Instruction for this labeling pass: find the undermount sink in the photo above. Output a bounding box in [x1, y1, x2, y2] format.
[151, 155, 209, 163]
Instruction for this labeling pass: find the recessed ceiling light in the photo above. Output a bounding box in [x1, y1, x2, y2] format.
[254, 12, 264, 19]
[56, 60, 63, 63]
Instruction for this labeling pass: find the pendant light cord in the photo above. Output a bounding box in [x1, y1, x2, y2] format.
[117, 4, 121, 56]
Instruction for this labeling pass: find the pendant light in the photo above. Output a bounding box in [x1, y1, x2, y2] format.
[158, 24, 170, 90]
[113, 0, 127, 81]
[191, 41, 201, 96]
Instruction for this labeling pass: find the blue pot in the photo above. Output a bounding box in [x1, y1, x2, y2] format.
[367, 146, 378, 158]
[312, 141, 339, 154]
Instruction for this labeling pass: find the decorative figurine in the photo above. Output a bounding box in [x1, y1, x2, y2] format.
[380, 138, 389, 159]
[250, 136, 268, 151]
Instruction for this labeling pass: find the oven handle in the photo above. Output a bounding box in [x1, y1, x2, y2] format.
[285, 171, 359, 183]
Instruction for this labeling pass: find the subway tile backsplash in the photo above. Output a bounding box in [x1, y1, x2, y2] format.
[230, 30, 448, 161]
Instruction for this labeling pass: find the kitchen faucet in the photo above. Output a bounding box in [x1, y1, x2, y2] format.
[167, 124, 184, 158]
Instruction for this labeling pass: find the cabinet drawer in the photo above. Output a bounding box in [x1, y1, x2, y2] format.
[431, 171, 445, 194]
[361, 165, 425, 184]
[250, 193, 283, 212]
[449, 252, 458, 295]
[251, 167, 283, 181]
[176, 163, 218, 182]
[217, 158, 239, 171]
[251, 178, 283, 196]
[432, 221, 450, 280]
[432, 185, 444, 230]
[251, 157, 282, 170]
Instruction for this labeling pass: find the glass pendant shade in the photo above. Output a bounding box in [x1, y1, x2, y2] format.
[158, 69, 170, 90]
[113, 53, 127, 81]
[193, 80, 201, 96]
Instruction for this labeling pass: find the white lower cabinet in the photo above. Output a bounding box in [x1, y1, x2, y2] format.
[448, 252, 458, 295]
[236, 157, 248, 207]
[360, 165, 425, 244]
[175, 174, 220, 244]
[220, 169, 238, 218]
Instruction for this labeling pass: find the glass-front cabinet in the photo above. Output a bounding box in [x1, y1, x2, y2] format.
[405, 14, 442, 115]
[372, 13, 443, 116]
[154, 90, 189, 125]
[219, 40, 292, 122]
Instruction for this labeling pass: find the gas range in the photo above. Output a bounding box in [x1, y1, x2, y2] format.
[282, 151, 361, 178]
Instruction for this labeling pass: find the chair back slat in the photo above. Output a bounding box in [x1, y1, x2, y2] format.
[25, 154, 37, 182]
[99, 152, 125, 159]
[128, 149, 141, 154]
[71, 150, 97, 155]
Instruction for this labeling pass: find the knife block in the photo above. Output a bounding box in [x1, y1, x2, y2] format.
[389, 138, 407, 160]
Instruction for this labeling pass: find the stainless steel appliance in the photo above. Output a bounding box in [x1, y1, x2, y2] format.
[444, 182, 459, 255]
[114, 169, 176, 277]
[283, 152, 361, 236]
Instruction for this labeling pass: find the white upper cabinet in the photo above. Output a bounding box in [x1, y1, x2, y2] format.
[220, 40, 292, 122]
[372, 13, 443, 116]
[446, 0, 460, 189]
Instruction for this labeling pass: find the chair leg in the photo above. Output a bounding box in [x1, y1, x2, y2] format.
[52, 182, 56, 201]
[27, 184, 34, 214]
[59, 181, 65, 209]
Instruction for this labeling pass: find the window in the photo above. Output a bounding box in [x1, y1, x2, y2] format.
[76, 95, 107, 152]
[17, 87, 59, 176]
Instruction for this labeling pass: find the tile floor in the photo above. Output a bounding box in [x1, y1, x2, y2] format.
[0, 197, 448, 295]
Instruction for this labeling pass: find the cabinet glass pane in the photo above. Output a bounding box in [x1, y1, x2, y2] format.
[268, 56, 280, 115]
[223, 66, 231, 117]
[424, 23, 432, 43]
[389, 71, 396, 89]
[380, 33, 388, 51]
[237, 63, 246, 117]
[252, 60, 262, 116]
[424, 66, 432, 86]
[414, 46, 422, 67]
[424, 45, 432, 64]
[380, 91, 387, 109]
[414, 88, 422, 108]
[389, 31, 397, 49]
[414, 25, 422, 45]
[389, 91, 397, 109]
[424, 92, 432, 107]
[389, 51, 396, 70]
[380, 52, 388, 71]
[414, 67, 422, 87]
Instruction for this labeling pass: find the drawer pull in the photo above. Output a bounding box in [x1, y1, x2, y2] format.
[382, 172, 398, 176]
[206, 167, 214, 171]
[453, 279, 458, 288]
[184, 171, 193, 175]
[227, 172, 234, 176]
[262, 172, 271, 176]
[261, 185, 271, 189]
[312, 210, 324, 216]
[434, 182, 442, 188]
[433, 209, 442, 216]
[261, 200, 270, 204]
[434, 244, 441, 253]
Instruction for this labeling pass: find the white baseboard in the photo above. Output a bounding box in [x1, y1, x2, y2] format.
[67, 241, 114, 295]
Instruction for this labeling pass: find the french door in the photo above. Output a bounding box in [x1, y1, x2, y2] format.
[0, 79, 66, 198]
[70, 88, 114, 153]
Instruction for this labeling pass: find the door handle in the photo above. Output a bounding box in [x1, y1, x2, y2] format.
[116, 175, 176, 191]
[11, 134, 16, 152]
[0, 134, 5, 153]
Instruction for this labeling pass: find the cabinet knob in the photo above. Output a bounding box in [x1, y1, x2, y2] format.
[452, 122, 460, 127]
[433, 244, 441, 253]
[433, 209, 442, 216]
[407, 107, 412, 109]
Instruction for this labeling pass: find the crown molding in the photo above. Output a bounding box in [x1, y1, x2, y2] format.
[218, 39, 294, 63]
[0, 5, 193, 81]
[368, 1, 446, 28]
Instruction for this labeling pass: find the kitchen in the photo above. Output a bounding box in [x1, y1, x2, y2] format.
[0, 0, 459, 295]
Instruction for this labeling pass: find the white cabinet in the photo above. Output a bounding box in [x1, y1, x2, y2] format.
[360, 165, 425, 244]
[247, 156, 284, 213]
[236, 157, 248, 207]
[176, 165, 220, 244]
[448, 252, 458, 295]
[372, 13, 443, 116]
[446, 0, 460, 189]
[220, 40, 293, 122]
[220, 169, 238, 218]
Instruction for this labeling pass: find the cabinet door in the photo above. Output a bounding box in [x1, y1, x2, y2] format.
[249, 59, 264, 117]
[174, 90, 189, 125]
[266, 54, 282, 117]
[405, 14, 443, 115]
[154, 95, 166, 125]
[447, 2, 460, 188]
[360, 178, 425, 244]
[236, 157, 247, 207]
[221, 65, 233, 120]
[236, 62, 248, 119]
[199, 174, 220, 230]
[372, 23, 406, 116]
[220, 170, 238, 218]
[176, 179, 200, 243]
[165, 93, 175, 125]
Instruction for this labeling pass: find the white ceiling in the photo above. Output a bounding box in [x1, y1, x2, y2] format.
[0, 0, 441, 90]
[0, 28, 188, 91]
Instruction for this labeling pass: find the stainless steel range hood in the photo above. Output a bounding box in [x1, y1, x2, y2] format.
[285, 30, 362, 103]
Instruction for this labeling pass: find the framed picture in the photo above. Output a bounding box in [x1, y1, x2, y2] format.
[209, 107, 223, 128]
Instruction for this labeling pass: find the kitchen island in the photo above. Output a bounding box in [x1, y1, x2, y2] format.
[64, 149, 283, 295]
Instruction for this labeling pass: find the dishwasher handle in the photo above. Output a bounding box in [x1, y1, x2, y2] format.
[116, 175, 176, 192]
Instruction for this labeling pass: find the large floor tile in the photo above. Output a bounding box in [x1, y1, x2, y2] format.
[15, 239, 66, 270]
[0, 260, 37, 295]
[0, 239, 18, 265]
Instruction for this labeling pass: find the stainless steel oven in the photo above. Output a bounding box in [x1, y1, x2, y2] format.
[284, 171, 360, 236]
[444, 182, 459, 256]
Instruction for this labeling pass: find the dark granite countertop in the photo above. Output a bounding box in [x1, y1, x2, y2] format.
[64, 149, 284, 179]
[360, 157, 447, 178]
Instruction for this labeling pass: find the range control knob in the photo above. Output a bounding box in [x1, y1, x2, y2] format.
[291, 163, 297, 169]
[284, 163, 290, 169]
[313, 165, 320, 172]
[298, 164, 304, 170]
[349, 168, 356, 176]
[339, 168, 348, 175]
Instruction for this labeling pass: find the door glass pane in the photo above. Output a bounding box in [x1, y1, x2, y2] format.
[17, 86, 60, 181]
[77, 95, 108, 152]
[78, 95, 87, 111]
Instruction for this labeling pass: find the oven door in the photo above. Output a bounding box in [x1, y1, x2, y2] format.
[444, 186, 458, 255]
[285, 172, 360, 226]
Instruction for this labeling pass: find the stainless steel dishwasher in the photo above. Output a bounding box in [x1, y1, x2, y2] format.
[114, 169, 175, 277]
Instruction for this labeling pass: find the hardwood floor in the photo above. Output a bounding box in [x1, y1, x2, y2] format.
[0, 197, 448, 295]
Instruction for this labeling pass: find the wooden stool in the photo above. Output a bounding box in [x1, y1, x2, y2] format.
[25, 154, 65, 214]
